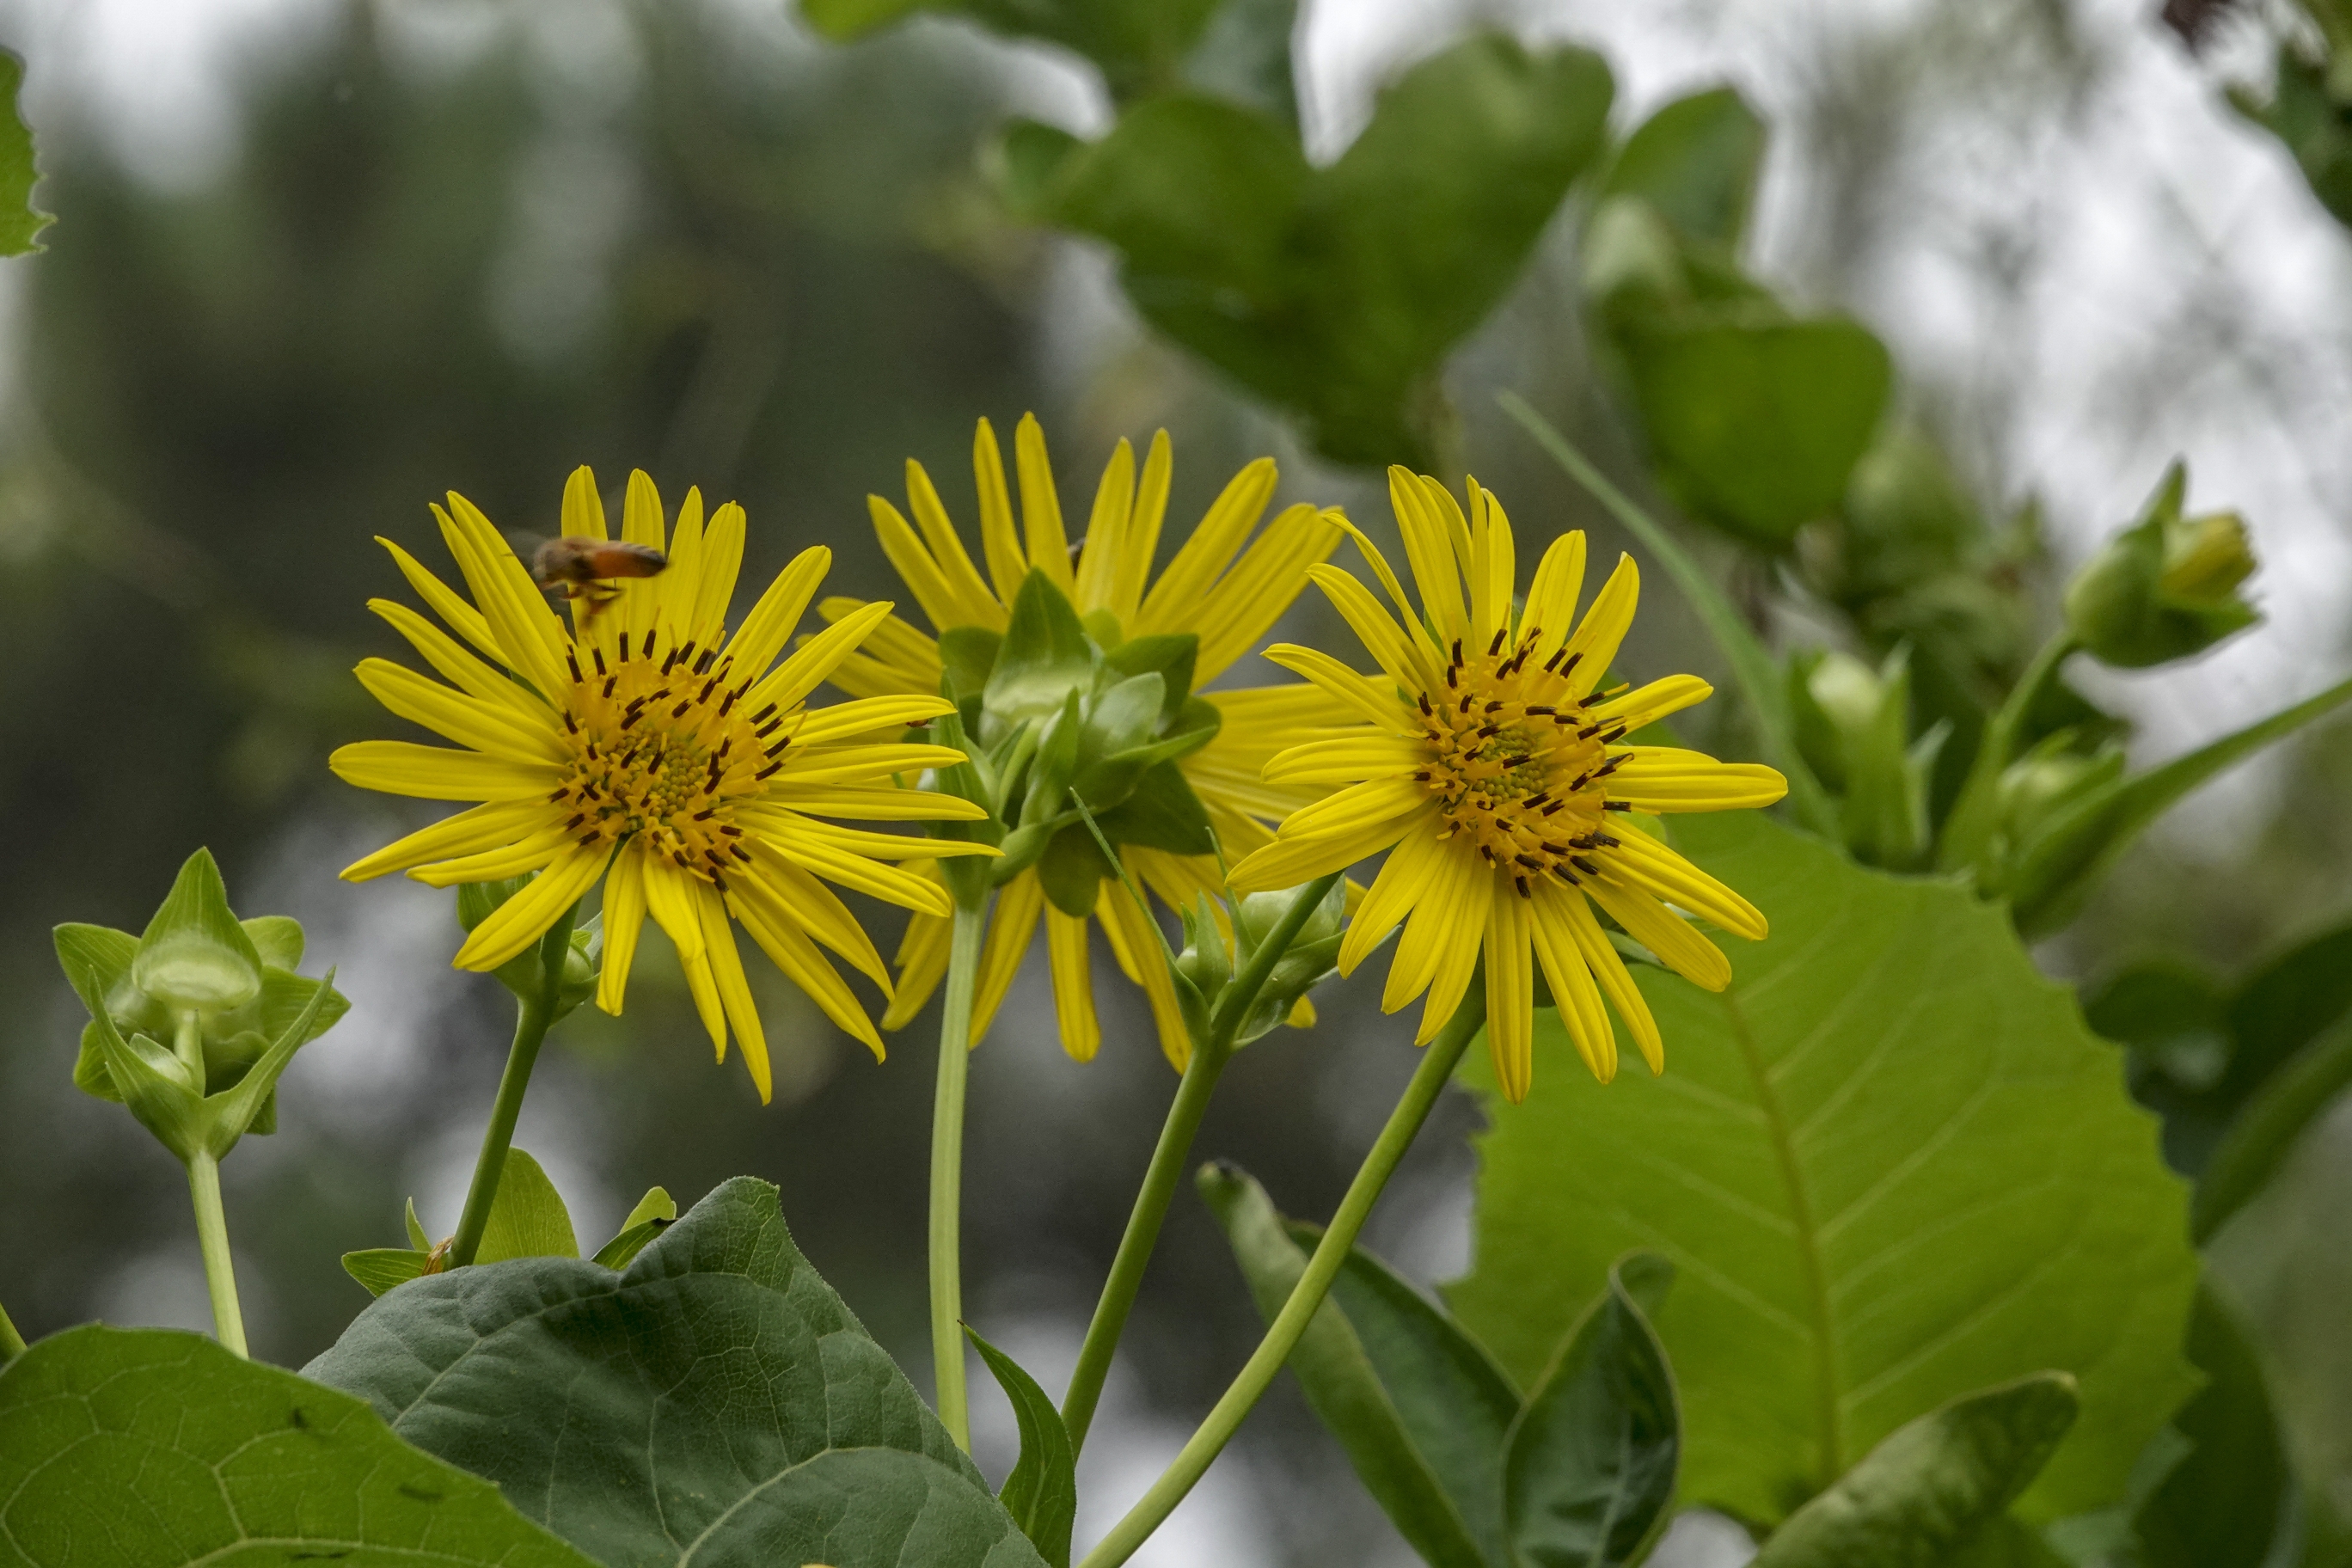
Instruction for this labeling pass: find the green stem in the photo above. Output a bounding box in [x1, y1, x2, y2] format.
[187, 1150, 248, 1357]
[1077, 989, 1487, 1568]
[930, 899, 989, 1452]
[1062, 1038, 1233, 1453]
[1059, 870, 1345, 1455]
[1936, 630, 2077, 874]
[447, 902, 579, 1269]
[0, 1297, 24, 1360]
[173, 1011, 205, 1087]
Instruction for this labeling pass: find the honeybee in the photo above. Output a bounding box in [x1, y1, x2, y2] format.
[530, 535, 669, 619]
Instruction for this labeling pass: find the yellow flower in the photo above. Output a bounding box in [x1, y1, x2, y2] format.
[823, 414, 1355, 1066]
[330, 468, 995, 1101]
[1227, 469, 1787, 1101]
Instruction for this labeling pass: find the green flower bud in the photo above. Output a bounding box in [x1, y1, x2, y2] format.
[129, 849, 263, 1015]
[2064, 462, 2259, 668]
[1172, 895, 1233, 1047]
[55, 850, 344, 1163]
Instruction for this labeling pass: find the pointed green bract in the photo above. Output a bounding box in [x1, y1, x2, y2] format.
[987, 570, 1096, 736]
[0, 1326, 596, 1566]
[1451, 813, 2199, 1526]
[308, 1178, 1045, 1568]
[1502, 1254, 1681, 1568]
[966, 1327, 1077, 1568]
[0, 51, 49, 256]
[591, 1185, 678, 1269]
[132, 848, 266, 1015]
[474, 1148, 579, 1264]
[1754, 1373, 2079, 1567]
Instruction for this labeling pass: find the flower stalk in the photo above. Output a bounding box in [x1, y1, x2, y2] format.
[448, 901, 579, 1270]
[929, 897, 989, 1451]
[186, 1149, 248, 1357]
[1061, 868, 1348, 1452]
[1078, 989, 1488, 1568]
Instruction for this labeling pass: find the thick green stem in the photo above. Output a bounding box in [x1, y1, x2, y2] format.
[1061, 1038, 1233, 1453]
[1060, 871, 1346, 1456]
[930, 899, 989, 1452]
[1936, 630, 2077, 874]
[448, 903, 578, 1269]
[1078, 989, 1487, 1568]
[186, 1150, 248, 1357]
[0, 1298, 24, 1360]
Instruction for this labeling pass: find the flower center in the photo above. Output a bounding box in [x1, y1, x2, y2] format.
[1414, 629, 1628, 898]
[545, 627, 790, 888]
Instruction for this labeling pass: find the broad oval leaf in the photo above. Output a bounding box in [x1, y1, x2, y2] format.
[0, 1325, 594, 1567]
[1753, 1372, 2079, 1568]
[308, 1177, 1045, 1568]
[1620, 310, 1892, 548]
[1450, 813, 2198, 1527]
[1600, 86, 1767, 251]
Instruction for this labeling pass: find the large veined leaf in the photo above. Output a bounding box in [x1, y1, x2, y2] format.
[1451, 813, 2198, 1526]
[1009, 33, 1613, 465]
[0, 1325, 594, 1567]
[308, 1178, 1045, 1568]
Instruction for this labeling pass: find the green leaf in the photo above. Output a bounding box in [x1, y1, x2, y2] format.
[307, 1178, 1044, 1568]
[1093, 758, 1216, 855]
[475, 1148, 579, 1264]
[798, 0, 926, 42]
[1179, 0, 1298, 128]
[1103, 631, 1198, 714]
[0, 51, 50, 257]
[1619, 310, 1893, 549]
[939, 626, 1003, 706]
[0, 1325, 595, 1566]
[591, 1185, 678, 1270]
[988, 571, 1095, 738]
[1036, 822, 1114, 917]
[1754, 1373, 2079, 1568]
[1296, 1219, 1520, 1564]
[1197, 1162, 1492, 1568]
[805, 0, 1226, 103]
[132, 848, 266, 1015]
[344, 1247, 432, 1297]
[2132, 1285, 2291, 1568]
[240, 915, 305, 970]
[2226, 919, 2352, 1092]
[1601, 86, 1766, 250]
[1503, 1253, 1681, 1568]
[1449, 812, 2199, 1528]
[1028, 35, 1613, 465]
[965, 1327, 1077, 1568]
[407, 1196, 432, 1252]
[2007, 671, 2352, 938]
[2193, 1014, 2352, 1243]
[1500, 393, 1840, 839]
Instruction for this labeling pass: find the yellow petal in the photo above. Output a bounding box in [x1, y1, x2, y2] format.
[695, 883, 772, 1103]
[1585, 873, 1733, 992]
[1559, 890, 1663, 1074]
[1388, 468, 1467, 645]
[760, 784, 989, 822]
[1522, 530, 1588, 660]
[330, 740, 560, 803]
[1111, 430, 1171, 625]
[768, 743, 969, 787]
[452, 843, 608, 971]
[379, 538, 499, 667]
[354, 659, 567, 766]
[1308, 564, 1436, 696]
[1529, 879, 1617, 1081]
[408, 823, 575, 886]
[644, 859, 726, 1054]
[1484, 885, 1535, 1102]
[787, 695, 956, 747]
[972, 873, 1044, 1045]
[1605, 826, 1769, 940]
[732, 883, 886, 1063]
[971, 422, 1029, 607]
[561, 465, 608, 541]
[1136, 456, 1277, 638]
[1070, 437, 1135, 617]
[369, 599, 548, 720]
[340, 799, 554, 883]
[597, 842, 647, 1015]
[1014, 413, 1076, 596]
[438, 494, 572, 703]
[1415, 865, 1492, 1045]
[870, 493, 976, 635]
[1191, 504, 1344, 684]
[1559, 554, 1639, 696]
[1262, 644, 1409, 727]
[1604, 750, 1788, 812]
[1589, 675, 1714, 735]
[1096, 871, 1191, 1069]
[1338, 818, 1446, 976]
[903, 456, 1003, 629]
[737, 844, 893, 990]
[885, 905, 952, 1031]
[745, 599, 898, 716]
[658, 487, 707, 640]
[1046, 907, 1102, 1063]
[1264, 733, 1424, 787]
[691, 501, 746, 649]
[724, 546, 832, 687]
[1467, 480, 1516, 657]
[1382, 837, 1482, 1015]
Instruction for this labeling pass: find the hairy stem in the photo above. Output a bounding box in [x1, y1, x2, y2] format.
[1078, 989, 1486, 1568]
[448, 902, 578, 1269]
[187, 1150, 248, 1357]
[930, 899, 989, 1451]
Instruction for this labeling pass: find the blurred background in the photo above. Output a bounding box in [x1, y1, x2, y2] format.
[2, 0, 2349, 1562]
